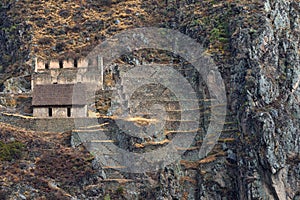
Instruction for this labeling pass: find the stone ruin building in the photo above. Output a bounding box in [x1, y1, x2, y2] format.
[31, 57, 104, 118]
[32, 84, 87, 118]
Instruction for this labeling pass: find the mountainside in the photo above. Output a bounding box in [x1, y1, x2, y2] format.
[0, 122, 98, 199]
[0, 0, 299, 199]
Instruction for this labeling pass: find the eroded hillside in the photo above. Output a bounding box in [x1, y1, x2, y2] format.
[0, 122, 98, 199]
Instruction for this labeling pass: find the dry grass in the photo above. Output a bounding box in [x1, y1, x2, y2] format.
[9, 0, 261, 62]
[180, 150, 227, 169]
[180, 160, 199, 170]
[134, 139, 170, 148]
[0, 122, 95, 198]
[13, 0, 150, 60]
[179, 176, 197, 185]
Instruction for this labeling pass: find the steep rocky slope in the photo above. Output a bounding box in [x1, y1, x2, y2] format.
[0, 0, 299, 199]
[0, 123, 96, 199]
[231, 1, 300, 199]
[0, 1, 31, 91]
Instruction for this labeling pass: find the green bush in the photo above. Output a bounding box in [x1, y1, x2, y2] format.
[0, 141, 24, 161]
[116, 186, 124, 195]
[104, 194, 111, 200]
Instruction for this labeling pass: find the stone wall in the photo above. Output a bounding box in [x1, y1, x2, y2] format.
[36, 58, 88, 70]
[33, 69, 79, 85]
[34, 72, 52, 85]
[33, 107, 48, 118]
[33, 106, 87, 118]
[32, 67, 103, 87]
[72, 105, 87, 117]
[0, 112, 96, 132]
[51, 107, 68, 118]
[32, 56, 104, 87]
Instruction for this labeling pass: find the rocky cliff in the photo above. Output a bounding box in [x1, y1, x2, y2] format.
[231, 1, 300, 199]
[0, 0, 299, 199]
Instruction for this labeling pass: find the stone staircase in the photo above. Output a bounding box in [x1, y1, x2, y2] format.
[99, 64, 240, 156]
[72, 125, 134, 185]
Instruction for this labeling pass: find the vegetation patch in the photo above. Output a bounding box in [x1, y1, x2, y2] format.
[0, 141, 24, 161]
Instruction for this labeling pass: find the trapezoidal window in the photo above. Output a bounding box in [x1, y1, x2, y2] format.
[74, 59, 78, 68]
[67, 107, 71, 117]
[48, 108, 52, 117]
[59, 60, 63, 68]
[58, 60, 64, 69]
[45, 63, 49, 69]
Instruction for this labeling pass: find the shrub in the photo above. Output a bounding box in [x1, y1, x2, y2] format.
[104, 194, 111, 200]
[0, 141, 24, 161]
[116, 186, 124, 195]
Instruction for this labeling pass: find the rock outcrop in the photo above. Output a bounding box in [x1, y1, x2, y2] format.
[231, 0, 300, 199]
